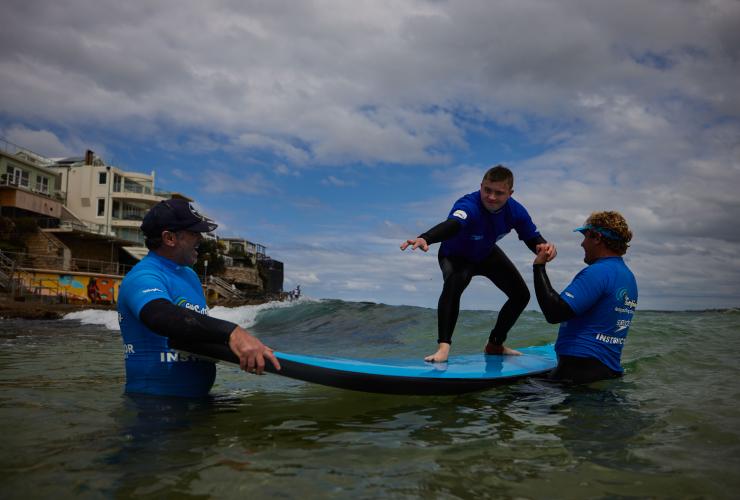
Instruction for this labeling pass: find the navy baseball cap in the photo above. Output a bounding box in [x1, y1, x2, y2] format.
[141, 199, 217, 237]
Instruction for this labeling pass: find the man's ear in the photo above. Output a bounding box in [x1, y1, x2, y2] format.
[162, 231, 177, 247]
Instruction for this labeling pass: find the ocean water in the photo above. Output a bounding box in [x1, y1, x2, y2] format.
[1, 299, 739, 499]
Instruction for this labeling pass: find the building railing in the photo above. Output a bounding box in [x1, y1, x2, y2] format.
[3, 251, 134, 276]
[113, 181, 153, 195]
[0, 174, 65, 201]
[0, 137, 54, 164]
[36, 217, 114, 236]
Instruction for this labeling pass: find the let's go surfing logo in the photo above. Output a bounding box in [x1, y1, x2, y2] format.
[616, 288, 637, 309]
[175, 296, 209, 315]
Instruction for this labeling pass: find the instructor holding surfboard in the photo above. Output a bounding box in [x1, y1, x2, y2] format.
[401, 165, 556, 362]
[117, 199, 280, 398]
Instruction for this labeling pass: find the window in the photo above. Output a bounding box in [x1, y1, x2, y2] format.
[5, 165, 18, 184]
[19, 170, 29, 188]
[113, 174, 121, 192]
[99, 171, 107, 184]
[97, 198, 106, 217]
[35, 175, 49, 194]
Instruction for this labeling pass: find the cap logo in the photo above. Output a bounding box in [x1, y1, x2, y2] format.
[188, 203, 206, 221]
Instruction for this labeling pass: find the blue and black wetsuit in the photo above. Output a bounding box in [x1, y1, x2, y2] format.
[420, 192, 547, 346]
[118, 252, 238, 397]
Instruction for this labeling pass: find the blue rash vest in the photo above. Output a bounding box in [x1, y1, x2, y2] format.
[439, 191, 541, 262]
[118, 252, 216, 397]
[556, 256, 638, 373]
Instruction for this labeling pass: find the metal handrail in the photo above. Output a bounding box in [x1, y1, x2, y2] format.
[3, 251, 134, 276]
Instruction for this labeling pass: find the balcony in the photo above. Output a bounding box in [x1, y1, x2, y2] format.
[111, 176, 161, 203]
[0, 175, 64, 218]
[111, 200, 149, 228]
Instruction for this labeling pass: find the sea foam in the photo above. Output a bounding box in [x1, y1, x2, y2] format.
[62, 297, 314, 332]
[63, 309, 121, 331]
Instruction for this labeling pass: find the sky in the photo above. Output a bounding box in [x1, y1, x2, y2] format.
[1, 0, 739, 311]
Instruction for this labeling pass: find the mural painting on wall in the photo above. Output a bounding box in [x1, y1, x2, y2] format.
[27, 273, 119, 304]
[86, 276, 116, 304]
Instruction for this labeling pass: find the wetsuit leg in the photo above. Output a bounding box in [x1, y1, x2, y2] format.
[437, 255, 474, 344]
[476, 245, 530, 345]
[549, 355, 622, 384]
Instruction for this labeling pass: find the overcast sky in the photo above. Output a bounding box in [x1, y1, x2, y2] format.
[2, 0, 739, 310]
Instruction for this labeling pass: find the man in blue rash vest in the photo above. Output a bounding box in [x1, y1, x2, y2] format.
[532, 211, 638, 383]
[401, 165, 557, 362]
[118, 199, 280, 397]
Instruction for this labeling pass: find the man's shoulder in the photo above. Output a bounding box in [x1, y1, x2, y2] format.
[448, 192, 482, 221]
[580, 257, 629, 283]
[121, 255, 173, 291]
[124, 255, 161, 278]
[505, 196, 530, 215]
[453, 191, 480, 206]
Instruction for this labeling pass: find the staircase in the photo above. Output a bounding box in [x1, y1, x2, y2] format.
[0, 249, 16, 292]
[23, 228, 71, 270]
[207, 275, 246, 300]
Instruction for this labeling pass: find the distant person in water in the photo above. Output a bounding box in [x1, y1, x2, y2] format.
[533, 211, 637, 383]
[400, 165, 556, 362]
[117, 199, 280, 397]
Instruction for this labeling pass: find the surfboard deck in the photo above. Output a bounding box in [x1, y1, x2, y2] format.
[170, 340, 557, 395]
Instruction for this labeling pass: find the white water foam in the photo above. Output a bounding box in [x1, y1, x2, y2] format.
[210, 297, 315, 328]
[63, 309, 121, 331]
[62, 297, 316, 332]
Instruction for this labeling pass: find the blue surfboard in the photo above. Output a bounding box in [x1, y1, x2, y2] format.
[170, 340, 557, 395]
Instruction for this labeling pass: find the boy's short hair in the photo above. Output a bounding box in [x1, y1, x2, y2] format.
[483, 165, 514, 188]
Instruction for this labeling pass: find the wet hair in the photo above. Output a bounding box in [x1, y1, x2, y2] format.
[483, 165, 514, 188]
[586, 211, 632, 255]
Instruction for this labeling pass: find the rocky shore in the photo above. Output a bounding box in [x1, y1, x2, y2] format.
[0, 295, 114, 320]
[0, 293, 288, 320]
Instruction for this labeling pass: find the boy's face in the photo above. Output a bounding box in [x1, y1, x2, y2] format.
[480, 179, 513, 212]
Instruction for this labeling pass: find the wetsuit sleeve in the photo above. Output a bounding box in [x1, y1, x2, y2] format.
[139, 298, 238, 344]
[509, 199, 541, 242]
[524, 234, 547, 254]
[533, 264, 575, 324]
[419, 219, 461, 245]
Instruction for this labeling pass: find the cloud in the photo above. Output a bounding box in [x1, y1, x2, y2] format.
[274, 164, 301, 176]
[201, 169, 277, 195]
[321, 175, 355, 187]
[1, 125, 78, 158]
[8, 0, 736, 167]
[2, 0, 739, 309]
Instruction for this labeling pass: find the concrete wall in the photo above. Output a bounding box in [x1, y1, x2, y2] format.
[222, 266, 263, 290]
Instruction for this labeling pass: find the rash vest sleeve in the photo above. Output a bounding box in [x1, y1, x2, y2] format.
[139, 298, 238, 344]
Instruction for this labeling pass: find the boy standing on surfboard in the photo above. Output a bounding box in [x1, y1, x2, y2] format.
[401, 165, 556, 362]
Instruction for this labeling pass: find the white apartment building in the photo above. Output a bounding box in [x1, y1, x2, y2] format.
[52, 151, 173, 244]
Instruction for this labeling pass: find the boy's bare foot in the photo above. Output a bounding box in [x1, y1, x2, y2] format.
[484, 342, 522, 356]
[424, 342, 451, 363]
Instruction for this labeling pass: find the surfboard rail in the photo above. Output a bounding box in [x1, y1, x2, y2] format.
[169, 340, 556, 395]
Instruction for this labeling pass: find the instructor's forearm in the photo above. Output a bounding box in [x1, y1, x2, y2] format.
[419, 219, 461, 245]
[533, 264, 575, 324]
[140, 299, 238, 344]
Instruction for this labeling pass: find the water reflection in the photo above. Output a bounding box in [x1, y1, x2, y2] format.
[99, 370, 659, 498]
